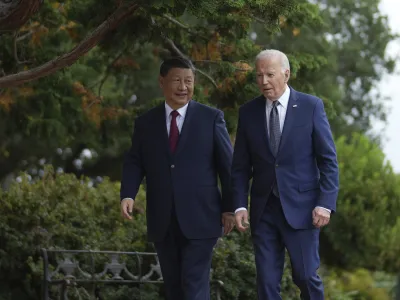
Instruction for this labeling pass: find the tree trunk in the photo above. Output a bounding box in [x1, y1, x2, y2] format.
[0, 2, 139, 87]
[0, 0, 42, 31]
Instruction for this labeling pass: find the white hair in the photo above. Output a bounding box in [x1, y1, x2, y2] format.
[255, 49, 290, 72]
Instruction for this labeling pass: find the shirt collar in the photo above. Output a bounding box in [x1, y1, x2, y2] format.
[266, 85, 290, 108]
[165, 101, 189, 118]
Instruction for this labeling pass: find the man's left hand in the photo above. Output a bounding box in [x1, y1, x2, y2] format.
[312, 207, 330, 228]
[222, 212, 235, 235]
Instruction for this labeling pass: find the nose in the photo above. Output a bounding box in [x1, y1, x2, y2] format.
[262, 75, 268, 85]
[178, 80, 186, 90]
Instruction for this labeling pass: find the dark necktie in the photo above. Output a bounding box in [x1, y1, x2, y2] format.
[169, 110, 180, 153]
[269, 101, 281, 156]
[269, 101, 281, 197]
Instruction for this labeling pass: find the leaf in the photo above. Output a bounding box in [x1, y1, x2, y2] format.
[0, 91, 13, 112]
[292, 27, 300, 36]
[72, 82, 101, 127]
[18, 87, 35, 98]
[29, 25, 49, 46]
[112, 57, 141, 69]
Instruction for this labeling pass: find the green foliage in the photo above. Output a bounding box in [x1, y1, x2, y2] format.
[0, 167, 396, 299]
[0, 0, 399, 298]
[0, 167, 149, 299]
[323, 269, 396, 300]
[0, 0, 397, 182]
[0, 0, 302, 181]
[321, 133, 400, 272]
[253, 0, 397, 137]
[212, 236, 302, 299]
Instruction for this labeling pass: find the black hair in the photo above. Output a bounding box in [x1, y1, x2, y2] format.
[159, 57, 196, 77]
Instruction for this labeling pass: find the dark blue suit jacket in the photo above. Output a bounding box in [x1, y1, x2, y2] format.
[231, 87, 339, 230]
[120, 100, 233, 242]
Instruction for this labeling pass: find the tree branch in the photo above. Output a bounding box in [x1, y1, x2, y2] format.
[97, 48, 127, 98]
[84, 47, 128, 110]
[161, 35, 218, 88]
[161, 14, 208, 41]
[193, 60, 252, 71]
[162, 14, 189, 30]
[14, 22, 40, 42]
[196, 69, 218, 89]
[13, 31, 30, 64]
[252, 15, 267, 24]
[0, 2, 139, 88]
[16, 30, 33, 42]
[150, 16, 218, 88]
[0, 0, 43, 31]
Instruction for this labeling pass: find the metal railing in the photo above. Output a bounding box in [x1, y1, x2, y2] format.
[41, 248, 223, 300]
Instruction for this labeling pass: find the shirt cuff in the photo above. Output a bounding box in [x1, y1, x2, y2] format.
[121, 198, 134, 202]
[316, 206, 331, 213]
[236, 206, 330, 214]
[235, 207, 247, 214]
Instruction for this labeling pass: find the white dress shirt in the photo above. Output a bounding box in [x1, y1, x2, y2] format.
[165, 101, 189, 134]
[235, 86, 330, 214]
[265, 85, 290, 135]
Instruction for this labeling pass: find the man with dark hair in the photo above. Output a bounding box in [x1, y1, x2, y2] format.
[120, 57, 235, 300]
[159, 57, 195, 77]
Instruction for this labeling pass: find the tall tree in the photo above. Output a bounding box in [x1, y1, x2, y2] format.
[250, 0, 397, 137]
[0, 0, 308, 181]
[0, 0, 396, 182]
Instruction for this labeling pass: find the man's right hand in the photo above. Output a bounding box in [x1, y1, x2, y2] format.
[235, 210, 249, 232]
[121, 198, 134, 220]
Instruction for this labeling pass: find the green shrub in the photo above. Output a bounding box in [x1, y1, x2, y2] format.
[323, 269, 396, 300]
[321, 133, 400, 272]
[212, 235, 301, 299]
[0, 167, 150, 300]
[0, 166, 395, 299]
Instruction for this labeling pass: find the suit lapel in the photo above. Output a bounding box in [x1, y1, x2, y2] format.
[174, 100, 196, 156]
[154, 103, 172, 158]
[278, 87, 298, 154]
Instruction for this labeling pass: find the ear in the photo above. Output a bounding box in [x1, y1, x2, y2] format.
[284, 69, 290, 83]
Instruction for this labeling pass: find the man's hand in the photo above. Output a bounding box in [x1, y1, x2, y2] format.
[222, 212, 235, 235]
[312, 207, 330, 228]
[121, 198, 134, 220]
[235, 210, 249, 232]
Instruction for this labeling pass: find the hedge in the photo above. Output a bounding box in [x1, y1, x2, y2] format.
[0, 166, 395, 299]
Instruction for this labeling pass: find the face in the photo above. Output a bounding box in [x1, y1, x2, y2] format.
[256, 56, 290, 101]
[159, 68, 194, 109]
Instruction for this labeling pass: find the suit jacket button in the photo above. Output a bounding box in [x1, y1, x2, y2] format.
[171, 164, 175, 168]
[275, 164, 279, 167]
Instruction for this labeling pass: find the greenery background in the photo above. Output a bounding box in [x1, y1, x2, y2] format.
[0, 0, 399, 299]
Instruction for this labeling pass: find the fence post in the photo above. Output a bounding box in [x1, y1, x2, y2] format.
[396, 273, 400, 300]
[41, 248, 49, 300]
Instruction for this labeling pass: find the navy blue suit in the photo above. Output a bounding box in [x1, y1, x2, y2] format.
[231, 87, 339, 299]
[121, 100, 233, 300]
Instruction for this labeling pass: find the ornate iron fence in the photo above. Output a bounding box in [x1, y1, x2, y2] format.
[40, 249, 223, 300]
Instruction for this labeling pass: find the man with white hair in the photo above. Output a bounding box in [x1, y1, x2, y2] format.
[231, 49, 339, 299]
